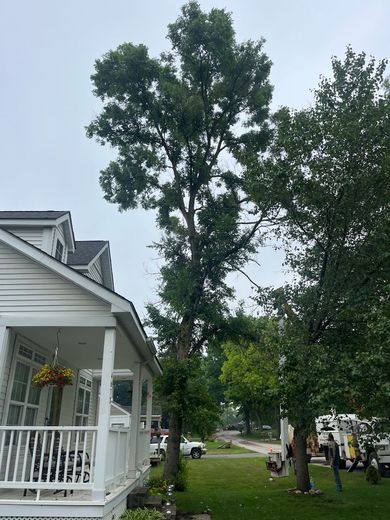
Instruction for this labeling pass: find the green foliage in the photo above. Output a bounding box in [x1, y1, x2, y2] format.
[154, 356, 221, 441]
[174, 455, 189, 491]
[121, 508, 165, 520]
[88, 0, 275, 479]
[249, 48, 390, 492]
[220, 316, 279, 432]
[147, 475, 169, 503]
[365, 465, 381, 485]
[255, 47, 390, 427]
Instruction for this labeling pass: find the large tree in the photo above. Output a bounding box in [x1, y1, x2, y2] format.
[87, 1, 274, 479]
[255, 48, 390, 491]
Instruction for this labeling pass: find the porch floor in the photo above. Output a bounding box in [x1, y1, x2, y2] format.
[0, 488, 92, 502]
[0, 479, 135, 503]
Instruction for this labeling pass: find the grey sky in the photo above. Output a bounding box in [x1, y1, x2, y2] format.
[0, 1, 389, 320]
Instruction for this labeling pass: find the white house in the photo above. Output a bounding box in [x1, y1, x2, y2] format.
[0, 211, 162, 519]
[109, 402, 162, 431]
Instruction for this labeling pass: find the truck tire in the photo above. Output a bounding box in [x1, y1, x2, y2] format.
[191, 448, 202, 459]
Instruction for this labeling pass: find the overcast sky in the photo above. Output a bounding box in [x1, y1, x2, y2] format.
[0, 1, 389, 320]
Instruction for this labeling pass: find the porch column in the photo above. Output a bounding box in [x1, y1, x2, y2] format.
[145, 378, 153, 431]
[0, 327, 10, 425]
[128, 361, 142, 478]
[92, 327, 116, 501]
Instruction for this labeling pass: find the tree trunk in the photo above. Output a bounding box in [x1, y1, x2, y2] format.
[275, 406, 281, 438]
[163, 407, 183, 481]
[243, 404, 251, 435]
[295, 429, 310, 491]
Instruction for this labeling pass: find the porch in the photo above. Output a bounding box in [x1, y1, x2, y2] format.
[0, 318, 160, 516]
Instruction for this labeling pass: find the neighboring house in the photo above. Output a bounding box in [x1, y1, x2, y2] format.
[109, 401, 162, 431]
[0, 211, 161, 519]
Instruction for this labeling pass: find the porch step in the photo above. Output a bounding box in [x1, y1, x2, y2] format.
[127, 486, 149, 508]
[144, 495, 163, 508]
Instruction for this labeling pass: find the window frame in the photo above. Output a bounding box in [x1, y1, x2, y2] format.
[54, 239, 64, 261]
[5, 342, 46, 427]
[74, 374, 92, 428]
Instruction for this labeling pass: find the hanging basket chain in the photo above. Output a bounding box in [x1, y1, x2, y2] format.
[32, 329, 74, 388]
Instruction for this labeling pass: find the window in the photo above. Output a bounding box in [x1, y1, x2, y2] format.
[75, 375, 92, 428]
[6, 345, 45, 427]
[54, 239, 64, 261]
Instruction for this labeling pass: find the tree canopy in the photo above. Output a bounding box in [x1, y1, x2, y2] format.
[253, 48, 390, 490]
[87, 1, 274, 479]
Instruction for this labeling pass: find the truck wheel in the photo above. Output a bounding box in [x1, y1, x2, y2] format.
[191, 448, 202, 459]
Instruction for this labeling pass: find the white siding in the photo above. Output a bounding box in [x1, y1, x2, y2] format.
[0, 241, 111, 315]
[86, 256, 104, 285]
[59, 379, 77, 426]
[4, 227, 44, 250]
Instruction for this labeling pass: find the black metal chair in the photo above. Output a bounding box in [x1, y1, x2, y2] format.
[23, 432, 90, 497]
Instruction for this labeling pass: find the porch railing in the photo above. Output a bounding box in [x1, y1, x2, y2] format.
[0, 426, 97, 496]
[105, 427, 130, 489]
[137, 428, 151, 469]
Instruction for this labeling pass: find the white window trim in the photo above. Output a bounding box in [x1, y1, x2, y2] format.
[4, 338, 48, 427]
[73, 372, 93, 428]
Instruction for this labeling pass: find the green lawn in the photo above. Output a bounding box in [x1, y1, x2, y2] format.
[240, 430, 280, 442]
[151, 457, 390, 520]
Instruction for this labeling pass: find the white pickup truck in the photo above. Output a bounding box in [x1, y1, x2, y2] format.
[150, 435, 207, 460]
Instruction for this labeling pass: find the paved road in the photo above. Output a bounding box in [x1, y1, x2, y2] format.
[211, 430, 367, 472]
[213, 430, 280, 456]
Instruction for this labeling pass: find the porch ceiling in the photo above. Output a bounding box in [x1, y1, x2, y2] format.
[13, 326, 141, 370]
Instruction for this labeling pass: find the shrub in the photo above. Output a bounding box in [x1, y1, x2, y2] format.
[147, 475, 169, 502]
[366, 465, 381, 485]
[174, 455, 189, 491]
[121, 508, 166, 520]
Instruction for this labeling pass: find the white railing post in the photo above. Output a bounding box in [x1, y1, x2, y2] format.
[92, 327, 116, 501]
[128, 362, 142, 478]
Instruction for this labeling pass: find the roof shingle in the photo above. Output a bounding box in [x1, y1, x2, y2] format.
[0, 211, 69, 220]
[67, 240, 108, 266]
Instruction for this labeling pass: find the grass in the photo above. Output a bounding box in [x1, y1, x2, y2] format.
[240, 430, 280, 443]
[151, 457, 390, 520]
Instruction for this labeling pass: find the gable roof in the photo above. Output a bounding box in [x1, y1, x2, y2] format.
[67, 240, 108, 266]
[0, 210, 69, 220]
[0, 227, 162, 375]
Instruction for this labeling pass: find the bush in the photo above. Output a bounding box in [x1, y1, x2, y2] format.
[365, 465, 381, 485]
[121, 508, 166, 520]
[174, 455, 189, 491]
[147, 475, 169, 502]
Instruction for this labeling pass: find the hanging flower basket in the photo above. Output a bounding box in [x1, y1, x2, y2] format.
[32, 364, 74, 388]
